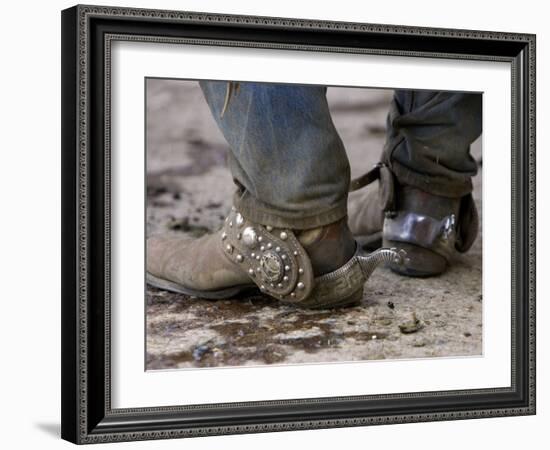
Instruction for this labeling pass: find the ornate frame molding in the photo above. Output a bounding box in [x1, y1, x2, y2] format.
[61, 4, 536, 444]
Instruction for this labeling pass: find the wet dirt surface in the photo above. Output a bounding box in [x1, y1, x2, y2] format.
[145, 80, 482, 369]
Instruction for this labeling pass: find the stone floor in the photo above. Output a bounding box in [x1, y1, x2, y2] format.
[145, 79, 482, 370]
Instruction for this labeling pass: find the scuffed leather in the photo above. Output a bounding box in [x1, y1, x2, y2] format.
[147, 232, 251, 292]
[347, 183, 384, 238]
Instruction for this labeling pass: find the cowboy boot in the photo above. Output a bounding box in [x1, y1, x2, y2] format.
[348, 164, 479, 277]
[147, 208, 407, 309]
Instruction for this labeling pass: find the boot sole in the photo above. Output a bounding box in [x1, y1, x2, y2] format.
[146, 273, 258, 299]
[147, 271, 362, 307]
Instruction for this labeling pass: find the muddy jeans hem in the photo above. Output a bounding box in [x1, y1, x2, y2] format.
[380, 90, 481, 198]
[234, 191, 348, 229]
[388, 160, 474, 198]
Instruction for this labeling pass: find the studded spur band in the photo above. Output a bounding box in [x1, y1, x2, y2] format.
[221, 208, 315, 303]
[221, 208, 407, 308]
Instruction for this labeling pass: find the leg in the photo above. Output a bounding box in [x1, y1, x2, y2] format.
[383, 90, 481, 197]
[199, 81, 350, 229]
[349, 89, 482, 276]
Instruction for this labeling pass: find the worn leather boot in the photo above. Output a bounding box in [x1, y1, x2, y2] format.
[347, 183, 385, 251]
[147, 208, 407, 309]
[348, 164, 479, 277]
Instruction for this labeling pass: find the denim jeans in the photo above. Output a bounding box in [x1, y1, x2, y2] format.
[199, 81, 481, 229]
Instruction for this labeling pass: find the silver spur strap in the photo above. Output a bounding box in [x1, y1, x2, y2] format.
[384, 211, 457, 261]
[220, 208, 314, 303]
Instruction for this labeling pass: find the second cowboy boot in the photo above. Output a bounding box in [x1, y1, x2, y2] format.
[348, 164, 479, 277]
[147, 208, 407, 309]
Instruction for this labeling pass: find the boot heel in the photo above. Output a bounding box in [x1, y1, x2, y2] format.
[383, 240, 447, 277]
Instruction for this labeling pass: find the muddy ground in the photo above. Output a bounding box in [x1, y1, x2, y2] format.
[145, 79, 482, 370]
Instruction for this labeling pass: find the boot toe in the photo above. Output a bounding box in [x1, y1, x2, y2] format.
[146, 231, 252, 293]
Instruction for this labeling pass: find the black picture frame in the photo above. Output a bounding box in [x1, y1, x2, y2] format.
[61, 4, 536, 444]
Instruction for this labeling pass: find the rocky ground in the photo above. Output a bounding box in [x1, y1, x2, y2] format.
[145, 79, 482, 370]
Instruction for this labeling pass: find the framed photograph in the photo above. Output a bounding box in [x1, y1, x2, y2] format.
[61, 4, 536, 444]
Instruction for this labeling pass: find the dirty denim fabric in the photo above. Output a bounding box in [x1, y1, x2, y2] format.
[199, 81, 482, 228]
[199, 80, 350, 229]
[383, 90, 482, 198]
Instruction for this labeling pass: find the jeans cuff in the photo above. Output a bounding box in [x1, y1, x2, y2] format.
[233, 191, 348, 229]
[388, 161, 473, 198]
